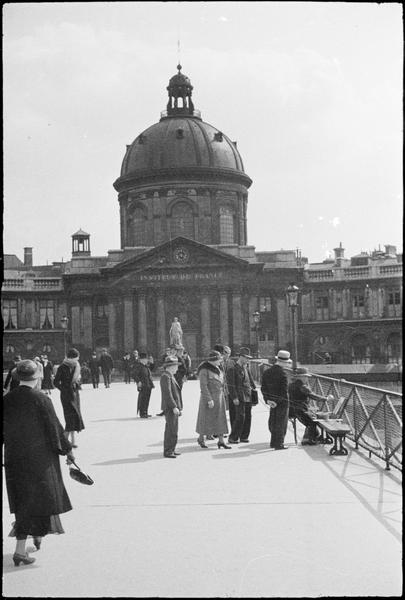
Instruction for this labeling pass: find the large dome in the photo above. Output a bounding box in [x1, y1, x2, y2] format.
[120, 117, 246, 178]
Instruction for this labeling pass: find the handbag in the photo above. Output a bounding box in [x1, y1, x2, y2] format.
[69, 459, 94, 485]
[251, 389, 259, 405]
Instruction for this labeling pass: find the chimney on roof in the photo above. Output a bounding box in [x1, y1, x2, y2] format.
[384, 244, 397, 257]
[333, 242, 345, 266]
[24, 247, 33, 267]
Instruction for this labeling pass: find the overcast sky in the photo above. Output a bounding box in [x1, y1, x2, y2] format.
[3, 1, 403, 266]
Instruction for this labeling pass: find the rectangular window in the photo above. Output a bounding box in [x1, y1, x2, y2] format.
[40, 300, 55, 329]
[352, 295, 365, 318]
[315, 296, 329, 320]
[388, 289, 401, 317]
[2, 299, 18, 329]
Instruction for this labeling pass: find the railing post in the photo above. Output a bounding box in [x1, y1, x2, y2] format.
[383, 395, 391, 471]
[353, 386, 359, 449]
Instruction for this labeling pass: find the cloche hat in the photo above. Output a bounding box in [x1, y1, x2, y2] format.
[16, 359, 40, 381]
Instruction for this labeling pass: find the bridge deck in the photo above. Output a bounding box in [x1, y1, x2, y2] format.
[3, 381, 402, 597]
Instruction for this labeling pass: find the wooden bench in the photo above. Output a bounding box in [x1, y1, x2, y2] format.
[312, 396, 351, 456]
[314, 419, 352, 455]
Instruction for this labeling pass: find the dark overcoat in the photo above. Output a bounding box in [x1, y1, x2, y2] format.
[54, 363, 85, 432]
[3, 385, 73, 517]
[261, 364, 290, 447]
[41, 361, 54, 390]
[160, 371, 183, 412]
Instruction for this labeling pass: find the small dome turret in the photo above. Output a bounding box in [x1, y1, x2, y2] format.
[166, 64, 195, 117]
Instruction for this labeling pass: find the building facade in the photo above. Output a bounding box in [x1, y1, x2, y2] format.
[2, 67, 403, 369]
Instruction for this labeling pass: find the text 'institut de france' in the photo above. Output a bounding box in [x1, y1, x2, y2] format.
[2, 66, 403, 367]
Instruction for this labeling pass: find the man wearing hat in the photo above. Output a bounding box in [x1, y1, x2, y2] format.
[99, 348, 114, 388]
[160, 355, 183, 458]
[261, 350, 293, 450]
[227, 347, 256, 444]
[288, 367, 322, 445]
[134, 352, 155, 418]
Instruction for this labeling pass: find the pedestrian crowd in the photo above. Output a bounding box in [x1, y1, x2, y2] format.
[3, 341, 328, 567]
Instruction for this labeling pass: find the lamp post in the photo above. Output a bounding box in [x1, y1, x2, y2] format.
[253, 311, 261, 358]
[60, 316, 69, 358]
[286, 284, 299, 372]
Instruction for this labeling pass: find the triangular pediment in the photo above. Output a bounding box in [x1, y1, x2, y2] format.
[107, 236, 253, 273]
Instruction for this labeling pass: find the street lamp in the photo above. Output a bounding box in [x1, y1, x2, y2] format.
[60, 316, 69, 358]
[286, 284, 299, 372]
[253, 311, 261, 358]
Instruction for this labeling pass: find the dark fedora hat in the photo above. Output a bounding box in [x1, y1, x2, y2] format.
[16, 359, 40, 381]
[163, 356, 179, 367]
[238, 347, 253, 359]
[292, 367, 312, 377]
[206, 350, 222, 362]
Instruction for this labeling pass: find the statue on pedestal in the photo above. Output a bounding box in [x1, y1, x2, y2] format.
[169, 317, 183, 347]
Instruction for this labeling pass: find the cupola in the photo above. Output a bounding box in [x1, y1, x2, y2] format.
[72, 229, 91, 257]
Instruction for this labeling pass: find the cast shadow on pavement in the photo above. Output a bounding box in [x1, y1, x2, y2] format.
[91, 417, 158, 423]
[211, 441, 297, 459]
[2, 554, 38, 574]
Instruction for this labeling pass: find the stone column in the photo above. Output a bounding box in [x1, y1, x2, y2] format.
[71, 306, 81, 345]
[108, 300, 117, 351]
[219, 291, 229, 345]
[156, 294, 166, 355]
[137, 292, 147, 351]
[342, 288, 349, 319]
[201, 294, 211, 355]
[83, 305, 93, 349]
[232, 291, 242, 348]
[248, 295, 259, 347]
[123, 295, 134, 351]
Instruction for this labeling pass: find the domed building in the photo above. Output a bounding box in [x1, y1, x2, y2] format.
[114, 64, 252, 249]
[3, 66, 401, 373]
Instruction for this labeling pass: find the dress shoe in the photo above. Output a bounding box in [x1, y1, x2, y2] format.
[240, 439, 249, 443]
[164, 453, 177, 458]
[228, 439, 239, 444]
[217, 441, 232, 449]
[206, 435, 215, 440]
[274, 446, 288, 450]
[197, 438, 208, 448]
[13, 552, 36, 566]
[156, 412, 164, 416]
[173, 451, 181, 455]
[33, 536, 42, 550]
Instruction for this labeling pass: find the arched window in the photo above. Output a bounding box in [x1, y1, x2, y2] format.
[132, 207, 147, 246]
[351, 334, 371, 364]
[387, 332, 402, 364]
[219, 206, 234, 243]
[170, 202, 194, 238]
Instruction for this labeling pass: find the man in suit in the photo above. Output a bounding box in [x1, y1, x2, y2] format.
[99, 348, 114, 388]
[134, 352, 155, 418]
[122, 352, 132, 384]
[226, 347, 256, 444]
[4, 355, 22, 392]
[261, 350, 292, 450]
[88, 352, 100, 389]
[160, 356, 182, 458]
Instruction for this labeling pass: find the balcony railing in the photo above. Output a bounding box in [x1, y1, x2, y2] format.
[2, 278, 62, 291]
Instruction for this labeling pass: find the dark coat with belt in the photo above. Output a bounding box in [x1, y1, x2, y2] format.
[134, 363, 155, 390]
[3, 385, 73, 517]
[226, 361, 256, 403]
[54, 363, 85, 432]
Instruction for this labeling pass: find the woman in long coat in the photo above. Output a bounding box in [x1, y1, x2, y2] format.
[54, 348, 85, 448]
[195, 350, 231, 449]
[41, 356, 54, 395]
[3, 360, 74, 566]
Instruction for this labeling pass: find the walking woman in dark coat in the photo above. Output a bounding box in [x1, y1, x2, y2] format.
[54, 348, 85, 448]
[3, 360, 74, 566]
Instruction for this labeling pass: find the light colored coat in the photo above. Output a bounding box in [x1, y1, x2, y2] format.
[195, 362, 228, 435]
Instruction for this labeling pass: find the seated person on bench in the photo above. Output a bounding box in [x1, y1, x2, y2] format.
[288, 367, 326, 445]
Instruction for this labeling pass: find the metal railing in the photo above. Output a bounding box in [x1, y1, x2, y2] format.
[308, 374, 402, 471]
[249, 361, 402, 471]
